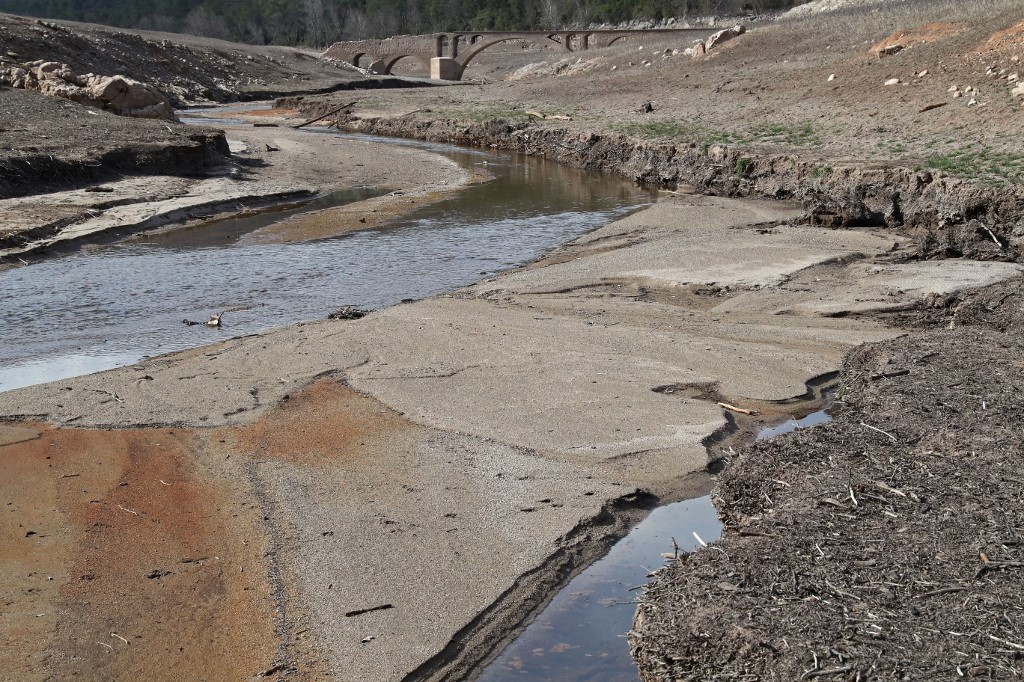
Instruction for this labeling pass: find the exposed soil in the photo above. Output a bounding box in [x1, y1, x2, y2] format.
[630, 278, 1024, 681]
[0, 423, 279, 680]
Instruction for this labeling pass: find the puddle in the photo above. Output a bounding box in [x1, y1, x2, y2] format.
[478, 496, 723, 682]
[755, 406, 833, 440]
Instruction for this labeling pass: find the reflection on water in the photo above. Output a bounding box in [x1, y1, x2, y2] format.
[0, 133, 653, 392]
[756, 406, 833, 440]
[479, 496, 723, 682]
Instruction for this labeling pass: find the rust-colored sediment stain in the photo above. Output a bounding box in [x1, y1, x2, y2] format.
[1, 424, 279, 681]
[984, 19, 1024, 51]
[870, 22, 962, 54]
[226, 377, 414, 469]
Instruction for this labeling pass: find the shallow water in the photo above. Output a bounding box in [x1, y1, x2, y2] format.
[477, 406, 833, 682]
[479, 496, 722, 682]
[755, 405, 833, 440]
[0, 129, 654, 392]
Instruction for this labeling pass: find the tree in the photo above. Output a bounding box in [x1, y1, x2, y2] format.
[182, 5, 230, 39]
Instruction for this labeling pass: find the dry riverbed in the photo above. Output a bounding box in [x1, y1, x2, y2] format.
[3, 2, 1024, 678]
[1, 183, 1019, 679]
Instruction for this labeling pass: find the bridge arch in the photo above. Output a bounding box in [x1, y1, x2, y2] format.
[383, 54, 428, 74]
[456, 36, 532, 72]
[352, 52, 367, 68]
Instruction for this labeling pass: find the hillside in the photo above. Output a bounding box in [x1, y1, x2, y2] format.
[0, 0, 814, 45]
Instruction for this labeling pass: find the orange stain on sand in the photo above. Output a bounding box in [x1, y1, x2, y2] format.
[0, 424, 278, 680]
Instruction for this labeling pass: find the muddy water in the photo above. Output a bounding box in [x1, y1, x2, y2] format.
[0, 134, 654, 392]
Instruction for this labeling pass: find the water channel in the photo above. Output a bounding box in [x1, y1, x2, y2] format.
[0, 123, 655, 392]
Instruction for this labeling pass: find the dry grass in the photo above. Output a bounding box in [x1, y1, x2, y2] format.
[782, 0, 1024, 44]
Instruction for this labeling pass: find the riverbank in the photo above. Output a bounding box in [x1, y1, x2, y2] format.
[1, 186, 1019, 679]
[630, 276, 1024, 680]
[0, 104, 470, 261]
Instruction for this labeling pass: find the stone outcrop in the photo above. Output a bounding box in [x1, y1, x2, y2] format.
[0, 60, 177, 120]
[688, 25, 746, 58]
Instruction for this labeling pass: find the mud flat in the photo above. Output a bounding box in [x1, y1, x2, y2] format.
[2, 184, 1019, 680]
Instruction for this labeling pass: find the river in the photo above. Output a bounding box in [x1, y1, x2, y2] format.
[0, 125, 655, 392]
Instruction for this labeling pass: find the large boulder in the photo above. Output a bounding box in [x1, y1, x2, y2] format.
[705, 25, 746, 51]
[0, 61, 177, 121]
[86, 75, 176, 120]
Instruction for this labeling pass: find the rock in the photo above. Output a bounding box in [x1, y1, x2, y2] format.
[703, 25, 746, 52]
[828, 73, 836, 81]
[916, 70, 928, 78]
[948, 84, 959, 92]
[1007, 73, 1019, 82]
[87, 75, 175, 119]
[877, 43, 904, 57]
[1012, 83, 1024, 98]
[953, 90, 963, 98]
[328, 306, 369, 320]
[884, 78, 900, 86]
[1, 60, 176, 120]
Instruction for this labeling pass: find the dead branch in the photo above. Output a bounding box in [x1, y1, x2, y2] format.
[860, 421, 897, 442]
[293, 101, 358, 129]
[718, 401, 759, 416]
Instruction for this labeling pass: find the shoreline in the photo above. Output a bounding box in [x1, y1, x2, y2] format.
[0, 106, 474, 264]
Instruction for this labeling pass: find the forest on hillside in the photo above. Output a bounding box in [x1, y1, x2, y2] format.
[0, 0, 810, 46]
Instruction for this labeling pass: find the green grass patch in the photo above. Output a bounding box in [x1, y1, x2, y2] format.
[613, 119, 822, 152]
[810, 164, 833, 179]
[924, 148, 1024, 185]
[748, 122, 821, 147]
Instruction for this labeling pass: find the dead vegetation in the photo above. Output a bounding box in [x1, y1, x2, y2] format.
[630, 278, 1024, 680]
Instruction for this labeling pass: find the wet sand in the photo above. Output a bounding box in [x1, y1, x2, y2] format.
[0, 112, 470, 262]
[1, 183, 1019, 679]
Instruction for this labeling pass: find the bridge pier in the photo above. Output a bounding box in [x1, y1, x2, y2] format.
[430, 57, 462, 81]
[367, 59, 388, 75]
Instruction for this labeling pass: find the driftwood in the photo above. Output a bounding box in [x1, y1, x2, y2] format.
[293, 101, 358, 129]
[717, 401, 758, 416]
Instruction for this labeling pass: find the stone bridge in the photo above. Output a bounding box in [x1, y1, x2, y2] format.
[324, 29, 715, 81]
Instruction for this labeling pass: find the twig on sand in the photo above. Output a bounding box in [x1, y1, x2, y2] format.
[91, 389, 124, 404]
[860, 421, 897, 442]
[344, 604, 394, 618]
[718, 401, 759, 416]
[117, 504, 139, 516]
[693, 531, 708, 547]
[97, 641, 114, 652]
[111, 632, 129, 645]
